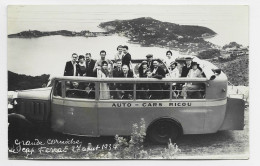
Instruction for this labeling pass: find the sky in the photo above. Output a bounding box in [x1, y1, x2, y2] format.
[7, 5, 249, 46]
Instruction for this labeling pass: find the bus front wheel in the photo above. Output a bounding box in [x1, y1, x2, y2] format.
[147, 119, 182, 144]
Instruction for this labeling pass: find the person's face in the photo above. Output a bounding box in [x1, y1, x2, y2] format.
[72, 82, 79, 89]
[85, 87, 91, 94]
[171, 64, 176, 69]
[142, 64, 147, 69]
[117, 61, 122, 68]
[100, 53, 106, 59]
[85, 55, 91, 61]
[122, 48, 127, 54]
[122, 66, 129, 74]
[118, 47, 123, 53]
[72, 55, 78, 62]
[102, 64, 108, 70]
[147, 71, 152, 77]
[166, 53, 172, 59]
[186, 60, 192, 65]
[153, 61, 159, 68]
[147, 57, 153, 62]
[79, 58, 85, 63]
[192, 65, 198, 70]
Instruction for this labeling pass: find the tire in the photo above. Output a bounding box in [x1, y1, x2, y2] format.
[8, 119, 35, 139]
[147, 119, 182, 144]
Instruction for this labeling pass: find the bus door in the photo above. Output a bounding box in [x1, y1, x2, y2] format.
[63, 81, 98, 136]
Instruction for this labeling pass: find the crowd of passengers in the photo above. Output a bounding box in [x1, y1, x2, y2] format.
[63, 45, 205, 99]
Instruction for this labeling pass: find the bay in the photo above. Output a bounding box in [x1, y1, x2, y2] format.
[8, 35, 181, 76]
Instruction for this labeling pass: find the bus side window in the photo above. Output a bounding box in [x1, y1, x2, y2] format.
[53, 81, 62, 97]
[136, 83, 169, 100]
[109, 83, 133, 100]
[181, 83, 206, 99]
[66, 81, 95, 99]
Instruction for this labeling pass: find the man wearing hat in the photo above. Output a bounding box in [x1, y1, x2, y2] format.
[138, 54, 155, 75]
[146, 54, 154, 70]
[181, 57, 193, 77]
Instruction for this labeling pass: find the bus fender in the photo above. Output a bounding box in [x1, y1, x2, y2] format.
[147, 117, 183, 134]
[8, 113, 33, 127]
[219, 98, 245, 130]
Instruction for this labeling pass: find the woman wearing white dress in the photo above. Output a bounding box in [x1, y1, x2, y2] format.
[97, 61, 111, 100]
[166, 62, 180, 78]
[182, 62, 203, 99]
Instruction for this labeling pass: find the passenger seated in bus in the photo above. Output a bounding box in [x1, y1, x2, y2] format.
[97, 61, 111, 100]
[139, 61, 148, 78]
[66, 82, 82, 98]
[136, 61, 149, 99]
[145, 69, 164, 99]
[113, 59, 123, 77]
[166, 62, 180, 78]
[166, 62, 181, 98]
[139, 54, 155, 74]
[118, 65, 134, 99]
[110, 59, 123, 99]
[82, 86, 95, 99]
[181, 62, 204, 99]
[181, 57, 193, 77]
[152, 60, 166, 77]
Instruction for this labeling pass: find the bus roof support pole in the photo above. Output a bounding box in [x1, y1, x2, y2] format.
[170, 83, 173, 100]
[133, 83, 136, 100]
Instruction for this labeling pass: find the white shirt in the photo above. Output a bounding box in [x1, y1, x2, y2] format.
[71, 61, 77, 76]
[167, 67, 180, 78]
[187, 68, 202, 78]
[114, 52, 123, 61]
[152, 67, 158, 74]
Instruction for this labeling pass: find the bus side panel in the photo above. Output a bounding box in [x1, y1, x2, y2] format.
[51, 98, 65, 132]
[98, 106, 207, 135]
[204, 105, 226, 133]
[219, 98, 245, 130]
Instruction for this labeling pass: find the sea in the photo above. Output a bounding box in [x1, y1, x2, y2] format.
[7, 5, 248, 76]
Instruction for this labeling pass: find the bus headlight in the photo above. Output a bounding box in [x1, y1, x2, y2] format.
[8, 91, 18, 109]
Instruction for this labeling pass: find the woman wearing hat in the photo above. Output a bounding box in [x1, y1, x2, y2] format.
[181, 61, 204, 99]
[166, 62, 180, 78]
[187, 62, 202, 78]
[139, 60, 148, 77]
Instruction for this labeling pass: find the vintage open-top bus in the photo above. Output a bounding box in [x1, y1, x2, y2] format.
[8, 57, 245, 144]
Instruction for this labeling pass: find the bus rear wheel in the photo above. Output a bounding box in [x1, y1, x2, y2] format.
[147, 119, 182, 144]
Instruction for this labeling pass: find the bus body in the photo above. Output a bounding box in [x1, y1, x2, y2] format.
[8, 58, 245, 143]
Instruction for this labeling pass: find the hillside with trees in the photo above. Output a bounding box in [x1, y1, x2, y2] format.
[99, 17, 218, 53]
[211, 54, 249, 86]
[8, 71, 50, 91]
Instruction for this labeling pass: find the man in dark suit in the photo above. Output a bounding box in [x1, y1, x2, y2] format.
[110, 59, 123, 99]
[152, 60, 166, 77]
[181, 57, 193, 77]
[64, 53, 78, 76]
[121, 45, 132, 68]
[119, 65, 134, 99]
[113, 59, 123, 78]
[85, 53, 96, 77]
